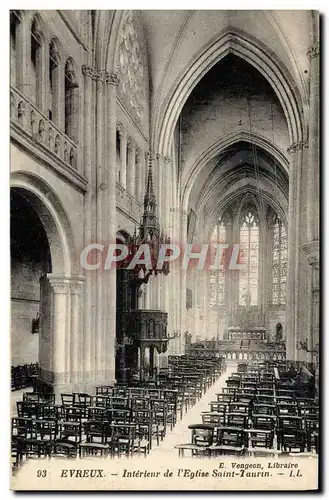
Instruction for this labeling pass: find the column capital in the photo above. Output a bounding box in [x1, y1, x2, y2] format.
[82, 65, 119, 85]
[127, 137, 136, 152]
[117, 122, 127, 140]
[47, 274, 85, 293]
[287, 139, 309, 154]
[307, 41, 320, 61]
[302, 240, 320, 268]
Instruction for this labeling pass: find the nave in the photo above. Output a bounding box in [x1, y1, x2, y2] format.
[11, 351, 226, 471]
[11, 347, 319, 474]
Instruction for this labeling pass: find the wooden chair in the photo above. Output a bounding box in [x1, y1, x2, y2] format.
[17, 419, 57, 462]
[225, 412, 248, 429]
[201, 412, 225, 427]
[52, 421, 81, 458]
[95, 386, 114, 396]
[61, 394, 74, 408]
[110, 423, 137, 457]
[87, 406, 106, 421]
[175, 424, 214, 458]
[65, 406, 86, 423]
[209, 426, 245, 456]
[79, 421, 110, 458]
[277, 416, 306, 453]
[110, 408, 132, 424]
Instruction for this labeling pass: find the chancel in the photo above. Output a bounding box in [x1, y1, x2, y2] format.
[10, 10, 319, 471]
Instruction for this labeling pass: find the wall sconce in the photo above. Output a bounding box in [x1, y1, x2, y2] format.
[31, 312, 40, 334]
[168, 330, 181, 340]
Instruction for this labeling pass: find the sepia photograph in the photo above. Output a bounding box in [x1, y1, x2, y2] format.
[9, 8, 320, 491]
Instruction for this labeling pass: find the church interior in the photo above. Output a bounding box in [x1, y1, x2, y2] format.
[10, 10, 319, 467]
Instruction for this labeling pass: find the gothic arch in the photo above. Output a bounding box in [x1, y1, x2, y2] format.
[10, 171, 77, 275]
[154, 30, 304, 156]
[182, 130, 289, 214]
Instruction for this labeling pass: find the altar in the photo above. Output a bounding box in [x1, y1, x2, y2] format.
[224, 327, 267, 341]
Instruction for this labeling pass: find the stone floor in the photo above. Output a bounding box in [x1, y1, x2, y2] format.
[11, 362, 236, 459]
[150, 362, 236, 458]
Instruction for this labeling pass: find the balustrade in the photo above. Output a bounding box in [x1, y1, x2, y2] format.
[10, 86, 78, 170]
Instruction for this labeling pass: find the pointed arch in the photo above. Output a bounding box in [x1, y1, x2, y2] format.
[154, 30, 304, 156]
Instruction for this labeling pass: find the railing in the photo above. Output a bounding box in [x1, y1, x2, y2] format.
[10, 86, 78, 170]
[116, 183, 142, 219]
[186, 340, 286, 362]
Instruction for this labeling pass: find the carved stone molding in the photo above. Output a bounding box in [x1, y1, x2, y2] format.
[287, 140, 309, 154]
[48, 274, 85, 294]
[82, 65, 119, 86]
[302, 240, 320, 267]
[127, 137, 136, 152]
[307, 41, 320, 61]
[164, 156, 172, 164]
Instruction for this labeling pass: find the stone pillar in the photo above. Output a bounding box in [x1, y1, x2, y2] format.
[179, 208, 188, 354]
[135, 148, 142, 200]
[16, 12, 31, 96]
[81, 65, 97, 380]
[70, 281, 84, 384]
[306, 39, 320, 243]
[53, 61, 65, 131]
[285, 143, 304, 360]
[39, 274, 84, 400]
[103, 71, 119, 383]
[127, 138, 136, 195]
[118, 125, 127, 189]
[81, 66, 118, 386]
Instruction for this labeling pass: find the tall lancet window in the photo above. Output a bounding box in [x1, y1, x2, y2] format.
[209, 218, 226, 307]
[272, 216, 287, 305]
[239, 210, 259, 306]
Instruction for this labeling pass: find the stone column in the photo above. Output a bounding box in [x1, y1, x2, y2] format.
[118, 125, 127, 189]
[306, 39, 320, 243]
[179, 208, 188, 354]
[135, 148, 142, 200]
[103, 71, 119, 383]
[81, 65, 97, 380]
[40, 274, 84, 400]
[127, 138, 136, 195]
[285, 143, 304, 360]
[16, 12, 31, 95]
[70, 280, 84, 384]
[53, 61, 65, 131]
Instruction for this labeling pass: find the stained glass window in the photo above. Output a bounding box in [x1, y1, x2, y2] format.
[209, 219, 226, 307]
[239, 211, 259, 306]
[272, 217, 287, 305]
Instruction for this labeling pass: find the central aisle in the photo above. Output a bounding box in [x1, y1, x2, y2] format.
[149, 362, 237, 459]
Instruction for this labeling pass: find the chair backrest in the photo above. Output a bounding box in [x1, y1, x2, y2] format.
[11, 417, 34, 438]
[35, 419, 57, 441]
[58, 421, 81, 443]
[83, 420, 104, 442]
[188, 424, 214, 447]
[87, 406, 106, 421]
[65, 406, 85, 422]
[201, 413, 225, 426]
[110, 408, 132, 424]
[73, 393, 92, 407]
[61, 394, 74, 407]
[214, 426, 245, 447]
[95, 386, 114, 396]
[226, 412, 248, 428]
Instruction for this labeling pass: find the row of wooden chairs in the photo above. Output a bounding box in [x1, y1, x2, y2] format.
[11, 363, 39, 391]
[175, 361, 319, 457]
